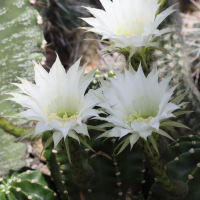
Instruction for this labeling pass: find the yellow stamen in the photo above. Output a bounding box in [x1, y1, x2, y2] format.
[43, 94, 80, 124]
[48, 113, 78, 124]
[115, 18, 146, 37]
[124, 110, 153, 126]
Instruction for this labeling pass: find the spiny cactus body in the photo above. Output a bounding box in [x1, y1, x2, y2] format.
[1, 0, 200, 200]
[0, 168, 58, 200]
[42, 129, 200, 199]
[148, 134, 200, 200]
[43, 126, 145, 200]
[153, 0, 200, 134]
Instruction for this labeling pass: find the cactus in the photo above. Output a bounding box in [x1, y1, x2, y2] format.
[148, 134, 200, 200]
[42, 126, 145, 200]
[152, 0, 200, 134]
[42, 126, 200, 200]
[184, 24, 200, 70]
[0, 0, 45, 120]
[0, 167, 58, 200]
[138, 135, 188, 199]
[2, 0, 200, 199]
[0, 130, 26, 176]
[0, 0, 45, 175]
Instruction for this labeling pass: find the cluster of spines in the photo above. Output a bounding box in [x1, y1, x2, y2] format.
[87, 70, 115, 91]
[153, 31, 200, 134]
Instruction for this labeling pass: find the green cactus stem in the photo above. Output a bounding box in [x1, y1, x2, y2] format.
[43, 131, 75, 199]
[43, 124, 145, 199]
[148, 134, 200, 200]
[0, 117, 33, 138]
[138, 134, 188, 199]
[67, 137, 94, 185]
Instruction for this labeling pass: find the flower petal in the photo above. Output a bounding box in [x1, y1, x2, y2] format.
[53, 131, 63, 148]
[130, 134, 140, 149]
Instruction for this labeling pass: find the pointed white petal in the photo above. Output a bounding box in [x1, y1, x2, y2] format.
[68, 130, 80, 143]
[138, 130, 152, 140]
[56, 122, 77, 139]
[53, 131, 63, 148]
[35, 121, 52, 135]
[74, 124, 90, 137]
[108, 127, 121, 137]
[81, 17, 101, 27]
[119, 128, 132, 138]
[149, 117, 160, 131]
[130, 134, 140, 149]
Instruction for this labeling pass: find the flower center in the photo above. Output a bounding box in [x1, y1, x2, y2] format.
[44, 94, 80, 124]
[48, 112, 78, 124]
[115, 26, 134, 37]
[115, 18, 147, 37]
[124, 110, 153, 126]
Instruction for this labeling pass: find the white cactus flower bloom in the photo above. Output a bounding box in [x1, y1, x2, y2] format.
[81, 0, 175, 59]
[7, 56, 99, 147]
[95, 65, 183, 150]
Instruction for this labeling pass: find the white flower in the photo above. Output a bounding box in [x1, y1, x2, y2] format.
[81, 0, 175, 59]
[94, 64, 185, 150]
[7, 56, 99, 148]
